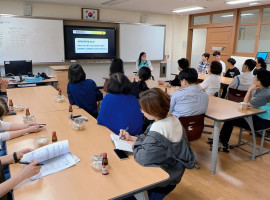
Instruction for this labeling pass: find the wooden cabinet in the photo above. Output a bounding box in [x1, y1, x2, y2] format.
[50, 65, 69, 97]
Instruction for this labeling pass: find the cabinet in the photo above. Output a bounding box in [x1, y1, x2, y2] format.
[50, 66, 69, 97]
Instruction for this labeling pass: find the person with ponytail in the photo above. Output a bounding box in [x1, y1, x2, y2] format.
[130, 67, 152, 99]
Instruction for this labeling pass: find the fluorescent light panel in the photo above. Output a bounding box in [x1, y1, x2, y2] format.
[102, 0, 130, 5]
[172, 6, 205, 13]
[226, 0, 258, 5]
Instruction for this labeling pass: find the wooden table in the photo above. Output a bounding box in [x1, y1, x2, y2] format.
[128, 75, 180, 96]
[8, 77, 58, 88]
[171, 72, 233, 85]
[205, 96, 265, 174]
[5, 109, 169, 200]
[7, 86, 78, 115]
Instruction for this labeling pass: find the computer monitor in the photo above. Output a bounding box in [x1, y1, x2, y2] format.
[256, 52, 268, 61]
[4, 60, 33, 76]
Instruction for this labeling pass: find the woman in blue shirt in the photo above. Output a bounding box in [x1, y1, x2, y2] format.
[67, 64, 103, 118]
[97, 73, 143, 136]
[136, 52, 153, 71]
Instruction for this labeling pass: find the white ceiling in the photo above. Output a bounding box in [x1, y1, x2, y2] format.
[15, 0, 270, 15]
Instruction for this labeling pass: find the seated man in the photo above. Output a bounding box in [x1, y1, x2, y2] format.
[221, 58, 240, 98]
[170, 68, 209, 117]
[197, 53, 210, 74]
[228, 59, 256, 92]
[159, 58, 189, 87]
[218, 70, 270, 152]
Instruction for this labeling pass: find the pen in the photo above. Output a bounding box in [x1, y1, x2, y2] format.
[19, 161, 44, 166]
[72, 115, 82, 119]
[119, 126, 129, 140]
[29, 124, 46, 127]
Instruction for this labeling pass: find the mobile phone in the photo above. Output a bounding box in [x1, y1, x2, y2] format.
[114, 149, 129, 160]
[7, 111, 17, 115]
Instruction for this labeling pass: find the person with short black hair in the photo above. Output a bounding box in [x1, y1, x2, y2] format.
[67, 64, 103, 118]
[97, 73, 143, 136]
[253, 57, 267, 75]
[217, 70, 270, 152]
[130, 67, 151, 99]
[199, 61, 222, 96]
[160, 58, 190, 87]
[228, 59, 256, 91]
[170, 68, 209, 117]
[221, 58, 240, 98]
[119, 88, 195, 200]
[213, 51, 226, 76]
[197, 53, 210, 74]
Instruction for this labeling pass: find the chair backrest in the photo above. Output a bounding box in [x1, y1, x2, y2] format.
[227, 87, 247, 103]
[179, 114, 205, 142]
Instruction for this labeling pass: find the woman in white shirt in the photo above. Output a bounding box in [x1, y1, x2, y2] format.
[199, 61, 222, 96]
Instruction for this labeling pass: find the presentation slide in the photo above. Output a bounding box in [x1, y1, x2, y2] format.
[75, 38, 108, 53]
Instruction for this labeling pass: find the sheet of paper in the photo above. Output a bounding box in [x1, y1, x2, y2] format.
[22, 140, 69, 163]
[110, 134, 133, 152]
[30, 152, 80, 180]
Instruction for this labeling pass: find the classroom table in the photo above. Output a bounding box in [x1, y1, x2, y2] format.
[205, 96, 265, 174]
[8, 77, 58, 88]
[5, 109, 169, 200]
[171, 72, 233, 85]
[7, 86, 78, 115]
[128, 75, 180, 96]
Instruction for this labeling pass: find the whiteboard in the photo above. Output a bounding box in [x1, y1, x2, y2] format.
[0, 17, 65, 64]
[119, 24, 165, 62]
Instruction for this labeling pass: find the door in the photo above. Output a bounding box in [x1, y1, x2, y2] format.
[206, 27, 234, 70]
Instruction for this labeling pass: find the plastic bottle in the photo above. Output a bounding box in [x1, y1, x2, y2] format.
[52, 131, 57, 142]
[69, 105, 73, 119]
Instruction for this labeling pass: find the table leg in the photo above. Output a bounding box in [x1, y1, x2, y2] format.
[211, 120, 220, 174]
[244, 116, 256, 160]
[134, 191, 149, 200]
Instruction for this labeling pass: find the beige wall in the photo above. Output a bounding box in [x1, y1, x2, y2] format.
[0, 0, 189, 85]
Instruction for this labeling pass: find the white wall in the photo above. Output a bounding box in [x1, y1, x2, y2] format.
[0, 0, 189, 86]
[190, 29, 207, 69]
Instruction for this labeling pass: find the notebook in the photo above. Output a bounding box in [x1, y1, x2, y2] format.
[21, 140, 80, 180]
[110, 134, 133, 152]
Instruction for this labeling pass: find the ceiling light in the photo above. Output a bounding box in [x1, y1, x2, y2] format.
[221, 13, 253, 17]
[226, 0, 258, 5]
[221, 14, 233, 17]
[172, 6, 205, 13]
[102, 0, 130, 5]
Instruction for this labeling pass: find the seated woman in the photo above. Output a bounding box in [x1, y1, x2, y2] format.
[136, 52, 153, 72]
[97, 73, 143, 136]
[119, 88, 195, 200]
[199, 61, 222, 96]
[218, 70, 270, 152]
[253, 57, 267, 76]
[103, 58, 124, 92]
[130, 67, 151, 99]
[0, 97, 43, 156]
[67, 64, 103, 118]
[0, 148, 41, 199]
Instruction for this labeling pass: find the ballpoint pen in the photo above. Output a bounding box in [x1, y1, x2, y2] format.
[19, 161, 44, 166]
[119, 126, 129, 140]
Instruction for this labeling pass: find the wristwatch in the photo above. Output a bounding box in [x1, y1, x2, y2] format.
[13, 152, 20, 163]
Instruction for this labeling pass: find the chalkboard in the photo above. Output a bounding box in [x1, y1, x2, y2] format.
[0, 17, 65, 64]
[119, 24, 165, 62]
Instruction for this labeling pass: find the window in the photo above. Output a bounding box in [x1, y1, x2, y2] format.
[237, 26, 257, 53]
[193, 15, 209, 25]
[212, 12, 234, 23]
[258, 24, 270, 52]
[262, 7, 270, 22]
[240, 9, 259, 24]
